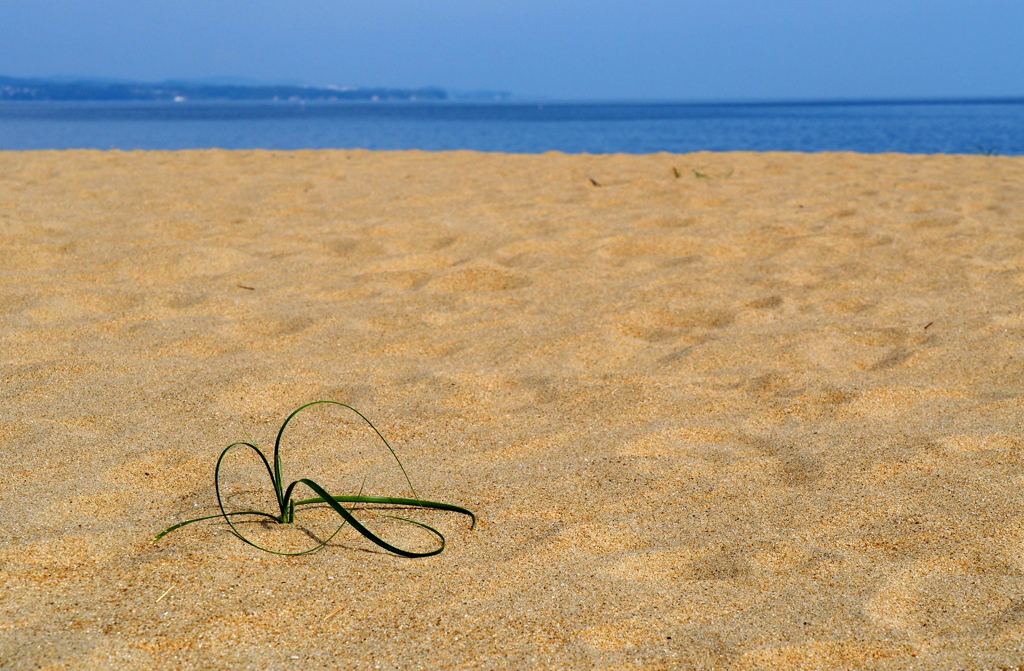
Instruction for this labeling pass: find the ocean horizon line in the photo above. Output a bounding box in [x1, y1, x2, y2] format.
[2, 94, 1024, 108]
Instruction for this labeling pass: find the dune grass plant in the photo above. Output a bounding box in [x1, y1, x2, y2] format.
[154, 401, 475, 557]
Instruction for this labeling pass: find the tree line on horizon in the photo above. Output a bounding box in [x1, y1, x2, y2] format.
[0, 76, 449, 102]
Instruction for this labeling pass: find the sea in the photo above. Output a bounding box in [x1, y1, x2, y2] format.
[0, 99, 1022, 155]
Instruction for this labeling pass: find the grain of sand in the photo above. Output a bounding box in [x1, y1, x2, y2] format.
[2, 150, 1024, 669]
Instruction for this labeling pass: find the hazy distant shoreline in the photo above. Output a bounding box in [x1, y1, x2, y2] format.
[0, 75, 463, 102]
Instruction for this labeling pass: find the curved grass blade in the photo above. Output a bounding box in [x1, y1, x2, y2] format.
[294, 479, 447, 558]
[154, 441, 282, 542]
[291, 495, 476, 529]
[154, 401, 475, 557]
[214, 441, 342, 555]
[274, 400, 418, 499]
[152, 510, 280, 543]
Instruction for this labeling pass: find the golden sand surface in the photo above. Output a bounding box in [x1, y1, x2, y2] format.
[2, 149, 1024, 669]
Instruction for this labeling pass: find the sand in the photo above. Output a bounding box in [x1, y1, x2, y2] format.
[2, 149, 1024, 669]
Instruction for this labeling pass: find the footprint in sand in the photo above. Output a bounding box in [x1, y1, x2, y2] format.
[430, 264, 530, 292]
[864, 555, 1024, 638]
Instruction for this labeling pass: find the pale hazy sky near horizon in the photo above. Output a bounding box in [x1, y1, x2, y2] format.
[1, 1, 1022, 101]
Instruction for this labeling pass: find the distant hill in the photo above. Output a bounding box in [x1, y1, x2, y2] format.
[0, 76, 448, 102]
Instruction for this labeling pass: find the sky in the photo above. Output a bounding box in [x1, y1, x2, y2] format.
[1, 0, 1022, 101]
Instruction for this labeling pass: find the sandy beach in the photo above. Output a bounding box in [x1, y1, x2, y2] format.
[2, 149, 1024, 669]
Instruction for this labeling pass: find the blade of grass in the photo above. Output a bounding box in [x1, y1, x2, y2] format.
[291, 495, 476, 529]
[294, 478, 448, 558]
[154, 401, 475, 558]
[274, 401, 418, 498]
[152, 510, 280, 543]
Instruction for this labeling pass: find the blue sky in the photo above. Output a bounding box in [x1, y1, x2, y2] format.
[1, 0, 1022, 100]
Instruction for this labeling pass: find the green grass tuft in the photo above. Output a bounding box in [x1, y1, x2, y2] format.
[154, 401, 475, 557]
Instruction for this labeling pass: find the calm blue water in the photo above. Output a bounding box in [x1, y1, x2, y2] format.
[0, 99, 1022, 155]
